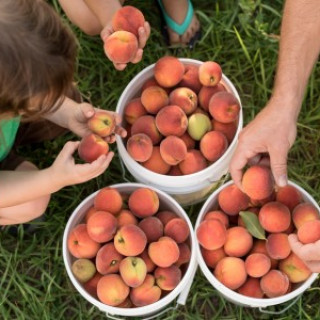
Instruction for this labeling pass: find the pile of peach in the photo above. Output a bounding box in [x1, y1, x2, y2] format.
[123, 56, 240, 175]
[67, 186, 191, 307]
[196, 165, 320, 298]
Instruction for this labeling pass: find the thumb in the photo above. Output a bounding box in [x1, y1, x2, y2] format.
[269, 147, 288, 187]
[80, 103, 95, 119]
[60, 141, 80, 158]
[288, 234, 302, 253]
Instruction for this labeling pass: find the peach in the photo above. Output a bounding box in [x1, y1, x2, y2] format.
[78, 134, 109, 163]
[131, 115, 162, 145]
[249, 191, 276, 207]
[193, 107, 209, 115]
[67, 224, 100, 259]
[260, 270, 290, 298]
[292, 203, 320, 229]
[209, 91, 240, 123]
[250, 240, 278, 269]
[279, 253, 311, 283]
[114, 224, 147, 256]
[297, 220, 320, 244]
[164, 218, 190, 243]
[83, 272, 103, 298]
[138, 216, 164, 242]
[259, 201, 291, 233]
[224, 226, 253, 257]
[119, 256, 147, 288]
[104, 31, 138, 64]
[127, 133, 153, 162]
[198, 61, 222, 87]
[139, 249, 156, 273]
[130, 274, 161, 307]
[84, 206, 98, 223]
[266, 233, 291, 259]
[94, 187, 123, 215]
[179, 64, 202, 93]
[237, 277, 264, 298]
[245, 253, 271, 278]
[148, 236, 180, 267]
[154, 265, 181, 291]
[168, 165, 183, 176]
[155, 105, 188, 137]
[276, 185, 303, 211]
[214, 257, 247, 290]
[179, 149, 207, 175]
[169, 87, 198, 115]
[179, 132, 196, 150]
[218, 184, 250, 216]
[201, 247, 226, 268]
[128, 187, 159, 218]
[97, 274, 129, 306]
[198, 84, 226, 111]
[154, 56, 185, 88]
[175, 243, 191, 267]
[187, 113, 212, 140]
[212, 119, 237, 144]
[141, 85, 169, 114]
[200, 130, 228, 162]
[96, 243, 124, 275]
[160, 135, 187, 165]
[156, 210, 178, 226]
[87, 211, 118, 243]
[71, 258, 96, 283]
[117, 298, 133, 308]
[117, 209, 138, 227]
[124, 98, 147, 125]
[87, 111, 116, 137]
[112, 5, 145, 37]
[204, 210, 229, 228]
[196, 219, 226, 250]
[141, 77, 160, 92]
[142, 146, 171, 174]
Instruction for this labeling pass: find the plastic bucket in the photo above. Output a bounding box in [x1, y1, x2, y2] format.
[195, 180, 319, 313]
[116, 58, 243, 206]
[63, 183, 197, 319]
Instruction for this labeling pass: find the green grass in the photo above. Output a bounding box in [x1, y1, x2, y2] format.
[1, 0, 320, 319]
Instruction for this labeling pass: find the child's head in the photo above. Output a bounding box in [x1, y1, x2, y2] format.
[0, 0, 77, 119]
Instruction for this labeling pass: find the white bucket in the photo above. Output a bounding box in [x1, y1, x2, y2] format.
[195, 180, 319, 313]
[116, 58, 243, 206]
[63, 183, 197, 319]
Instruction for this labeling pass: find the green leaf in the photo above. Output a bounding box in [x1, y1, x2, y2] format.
[239, 211, 266, 240]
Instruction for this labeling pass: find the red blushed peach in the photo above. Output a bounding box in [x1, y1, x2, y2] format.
[276, 185, 303, 212]
[160, 135, 187, 165]
[193, 107, 209, 115]
[142, 146, 171, 174]
[200, 130, 228, 162]
[117, 298, 133, 308]
[179, 132, 196, 150]
[141, 86, 169, 114]
[199, 61, 222, 87]
[119, 256, 147, 288]
[87, 211, 118, 243]
[297, 220, 320, 244]
[292, 203, 320, 229]
[78, 134, 109, 163]
[131, 115, 162, 145]
[250, 240, 278, 270]
[164, 218, 190, 243]
[148, 236, 180, 267]
[169, 87, 198, 115]
[179, 149, 207, 175]
[141, 77, 160, 92]
[114, 224, 147, 256]
[154, 56, 185, 88]
[117, 209, 138, 227]
[88, 111, 116, 138]
[218, 184, 250, 216]
[103, 31, 138, 64]
[168, 165, 183, 176]
[212, 119, 237, 144]
[204, 210, 229, 228]
[259, 201, 291, 233]
[224, 226, 253, 257]
[112, 5, 145, 37]
[260, 270, 290, 298]
[196, 219, 227, 250]
[127, 133, 153, 163]
[84, 206, 98, 223]
[96, 242, 124, 275]
[179, 64, 202, 93]
[155, 265, 182, 291]
[139, 249, 156, 273]
[97, 274, 130, 306]
[124, 98, 147, 125]
[175, 243, 191, 267]
[130, 274, 162, 307]
[242, 165, 274, 201]
[94, 187, 123, 215]
[155, 105, 188, 137]
[249, 191, 276, 207]
[209, 91, 240, 123]
[68, 224, 100, 259]
[237, 277, 264, 298]
[201, 247, 226, 268]
[198, 84, 226, 111]
[266, 233, 291, 260]
[279, 253, 311, 283]
[138, 216, 164, 242]
[156, 210, 178, 226]
[84, 272, 103, 298]
[214, 257, 247, 290]
[128, 187, 159, 218]
[245, 253, 271, 278]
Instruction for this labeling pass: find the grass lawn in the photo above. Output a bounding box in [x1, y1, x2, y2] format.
[1, 0, 320, 319]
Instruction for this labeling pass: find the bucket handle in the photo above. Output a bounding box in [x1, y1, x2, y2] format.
[119, 157, 131, 183]
[258, 295, 301, 315]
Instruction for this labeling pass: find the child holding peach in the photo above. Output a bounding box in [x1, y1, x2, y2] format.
[0, 0, 126, 228]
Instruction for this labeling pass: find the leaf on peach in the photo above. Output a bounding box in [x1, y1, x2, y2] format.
[239, 211, 266, 240]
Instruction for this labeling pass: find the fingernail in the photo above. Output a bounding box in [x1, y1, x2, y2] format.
[87, 111, 94, 117]
[278, 175, 288, 187]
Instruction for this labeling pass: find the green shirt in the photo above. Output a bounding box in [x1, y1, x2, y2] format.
[0, 116, 20, 161]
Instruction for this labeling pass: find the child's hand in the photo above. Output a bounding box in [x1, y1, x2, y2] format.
[288, 234, 320, 272]
[100, 22, 151, 71]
